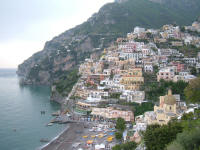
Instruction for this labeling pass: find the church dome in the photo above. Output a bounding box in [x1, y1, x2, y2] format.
[164, 89, 176, 105]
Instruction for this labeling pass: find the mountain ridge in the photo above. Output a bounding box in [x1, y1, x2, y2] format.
[17, 0, 200, 85]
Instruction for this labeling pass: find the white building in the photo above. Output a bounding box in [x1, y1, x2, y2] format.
[119, 52, 143, 61]
[87, 91, 109, 102]
[144, 64, 153, 72]
[133, 122, 147, 132]
[183, 58, 196, 65]
[134, 27, 145, 34]
[120, 90, 145, 103]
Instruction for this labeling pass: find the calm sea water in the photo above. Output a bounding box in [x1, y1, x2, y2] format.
[0, 69, 66, 150]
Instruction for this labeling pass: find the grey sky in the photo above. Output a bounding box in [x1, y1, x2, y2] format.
[0, 0, 114, 68]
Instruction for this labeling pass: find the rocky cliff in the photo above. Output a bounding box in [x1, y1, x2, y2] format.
[17, 0, 200, 88]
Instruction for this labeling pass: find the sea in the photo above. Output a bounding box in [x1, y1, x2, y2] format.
[0, 69, 66, 150]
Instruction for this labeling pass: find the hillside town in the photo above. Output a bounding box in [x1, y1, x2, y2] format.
[51, 21, 200, 150]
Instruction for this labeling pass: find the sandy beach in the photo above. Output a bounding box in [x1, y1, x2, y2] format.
[41, 123, 86, 150]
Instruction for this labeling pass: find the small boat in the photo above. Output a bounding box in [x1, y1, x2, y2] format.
[41, 111, 46, 115]
[40, 138, 49, 143]
[13, 128, 17, 132]
[51, 110, 60, 116]
[46, 123, 53, 126]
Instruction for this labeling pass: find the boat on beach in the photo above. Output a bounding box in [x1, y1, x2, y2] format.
[40, 138, 49, 143]
[51, 110, 60, 116]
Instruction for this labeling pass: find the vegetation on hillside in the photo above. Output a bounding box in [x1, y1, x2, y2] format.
[119, 101, 154, 116]
[112, 141, 137, 150]
[144, 109, 200, 150]
[184, 77, 200, 104]
[173, 44, 200, 57]
[144, 122, 183, 150]
[115, 118, 126, 141]
[53, 69, 80, 96]
[18, 0, 200, 86]
[142, 79, 188, 102]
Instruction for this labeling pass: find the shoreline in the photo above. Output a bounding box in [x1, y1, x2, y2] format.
[37, 124, 70, 150]
[40, 123, 86, 150]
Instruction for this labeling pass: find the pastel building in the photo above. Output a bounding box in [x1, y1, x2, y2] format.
[157, 67, 175, 81]
[173, 72, 196, 82]
[91, 106, 134, 122]
[120, 68, 144, 90]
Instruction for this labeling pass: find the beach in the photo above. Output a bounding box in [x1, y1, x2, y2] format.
[41, 123, 86, 150]
[40, 120, 116, 150]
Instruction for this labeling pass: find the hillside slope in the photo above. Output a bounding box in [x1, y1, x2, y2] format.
[17, 0, 200, 85]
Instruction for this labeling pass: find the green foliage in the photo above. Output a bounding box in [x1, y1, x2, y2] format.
[112, 144, 121, 150]
[20, 0, 200, 85]
[144, 122, 183, 150]
[167, 38, 182, 42]
[73, 0, 200, 37]
[184, 77, 200, 103]
[110, 71, 114, 80]
[116, 118, 126, 132]
[153, 66, 159, 74]
[190, 67, 197, 76]
[115, 132, 123, 140]
[173, 44, 200, 57]
[144, 80, 188, 102]
[167, 128, 200, 150]
[186, 29, 200, 37]
[181, 112, 194, 121]
[180, 26, 185, 32]
[112, 141, 137, 150]
[144, 110, 200, 150]
[156, 42, 170, 49]
[119, 102, 154, 117]
[28, 65, 41, 81]
[54, 69, 79, 96]
[133, 102, 154, 116]
[146, 32, 153, 39]
[134, 38, 149, 44]
[110, 92, 121, 99]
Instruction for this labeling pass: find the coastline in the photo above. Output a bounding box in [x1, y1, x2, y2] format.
[40, 123, 86, 150]
[38, 124, 70, 150]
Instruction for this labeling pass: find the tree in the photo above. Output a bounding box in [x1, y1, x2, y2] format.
[180, 26, 185, 32]
[122, 142, 137, 150]
[112, 145, 121, 150]
[144, 123, 183, 150]
[146, 32, 153, 39]
[116, 117, 126, 132]
[190, 67, 197, 76]
[184, 77, 200, 103]
[167, 128, 200, 150]
[181, 112, 194, 121]
[112, 142, 137, 150]
[115, 132, 123, 140]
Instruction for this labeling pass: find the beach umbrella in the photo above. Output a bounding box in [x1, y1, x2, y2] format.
[82, 135, 88, 138]
[107, 136, 114, 142]
[91, 135, 96, 138]
[87, 140, 93, 144]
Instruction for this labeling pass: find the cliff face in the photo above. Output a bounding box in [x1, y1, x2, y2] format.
[17, 0, 200, 86]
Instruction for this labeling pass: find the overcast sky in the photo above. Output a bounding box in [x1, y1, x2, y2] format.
[0, 0, 114, 68]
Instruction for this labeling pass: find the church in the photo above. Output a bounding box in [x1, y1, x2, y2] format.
[145, 89, 186, 125]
